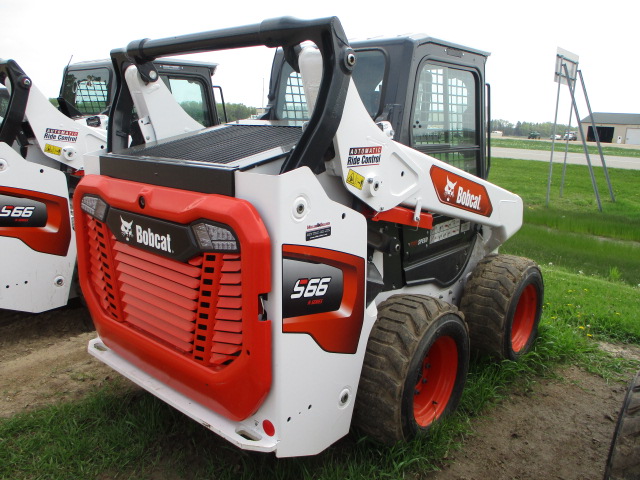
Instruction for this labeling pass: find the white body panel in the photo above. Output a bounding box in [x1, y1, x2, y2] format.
[21, 83, 106, 169]
[233, 166, 375, 457]
[0, 143, 76, 312]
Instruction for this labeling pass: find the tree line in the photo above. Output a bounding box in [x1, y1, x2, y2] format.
[491, 119, 573, 138]
[217, 103, 258, 122]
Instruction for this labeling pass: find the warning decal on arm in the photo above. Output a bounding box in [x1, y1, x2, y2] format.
[346, 169, 365, 190]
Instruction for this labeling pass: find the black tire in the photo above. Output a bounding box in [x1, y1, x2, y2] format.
[353, 295, 470, 443]
[460, 254, 543, 360]
[604, 370, 640, 480]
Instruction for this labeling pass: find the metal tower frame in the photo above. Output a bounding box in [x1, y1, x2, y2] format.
[546, 49, 614, 211]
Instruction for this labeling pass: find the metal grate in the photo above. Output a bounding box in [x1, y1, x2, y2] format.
[84, 214, 245, 368]
[413, 64, 475, 147]
[74, 79, 109, 115]
[280, 72, 309, 126]
[128, 124, 302, 165]
[193, 253, 245, 367]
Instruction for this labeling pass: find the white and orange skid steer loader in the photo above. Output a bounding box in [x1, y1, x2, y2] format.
[74, 17, 544, 457]
[0, 59, 107, 312]
[0, 58, 222, 313]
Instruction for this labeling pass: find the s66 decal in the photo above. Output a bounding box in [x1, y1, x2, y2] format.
[282, 245, 365, 354]
[290, 277, 332, 299]
[1, 205, 35, 217]
[0, 194, 48, 227]
[283, 260, 342, 318]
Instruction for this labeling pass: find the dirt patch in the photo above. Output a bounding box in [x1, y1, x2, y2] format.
[0, 304, 128, 418]
[1, 305, 639, 478]
[432, 366, 631, 480]
[598, 341, 640, 363]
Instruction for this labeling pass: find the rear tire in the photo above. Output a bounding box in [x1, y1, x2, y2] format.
[604, 370, 640, 480]
[460, 254, 543, 360]
[354, 295, 469, 443]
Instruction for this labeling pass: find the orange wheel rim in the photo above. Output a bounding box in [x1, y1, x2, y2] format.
[511, 284, 538, 353]
[413, 336, 458, 427]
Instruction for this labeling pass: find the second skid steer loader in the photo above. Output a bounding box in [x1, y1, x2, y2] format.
[0, 57, 222, 313]
[74, 17, 543, 457]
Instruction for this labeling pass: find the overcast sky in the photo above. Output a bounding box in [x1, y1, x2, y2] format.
[2, 0, 637, 124]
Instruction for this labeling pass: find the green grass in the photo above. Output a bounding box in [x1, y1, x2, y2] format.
[502, 224, 640, 286]
[489, 158, 640, 285]
[542, 267, 640, 343]
[1, 158, 639, 479]
[491, 137, 640, 158]
[490, 158, 640, 238]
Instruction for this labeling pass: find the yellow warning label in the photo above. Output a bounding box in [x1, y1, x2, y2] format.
[346, 169, 365, 190]
[44, 143, 62, 156]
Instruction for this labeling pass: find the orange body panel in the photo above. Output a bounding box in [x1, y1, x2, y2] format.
[75, 175, 272, 421]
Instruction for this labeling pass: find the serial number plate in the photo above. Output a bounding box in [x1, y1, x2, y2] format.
[430, 219, 470, 244]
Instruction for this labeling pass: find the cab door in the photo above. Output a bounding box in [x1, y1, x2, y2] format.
[398, 50, 486, 289]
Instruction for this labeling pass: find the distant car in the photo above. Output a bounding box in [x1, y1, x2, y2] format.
[528, 131, 541, 139]
[550, 134, 562, 140]
[563, 132, 577, 141]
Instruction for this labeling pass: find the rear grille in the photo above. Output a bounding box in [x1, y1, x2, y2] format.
[87, 217, 245, 368]
[86, 217, 120, 319]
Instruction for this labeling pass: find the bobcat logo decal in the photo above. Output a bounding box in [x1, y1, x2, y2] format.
[120, 216, 133, 241]
[444, 177, 457, 201]
[430, 165, 494, 217]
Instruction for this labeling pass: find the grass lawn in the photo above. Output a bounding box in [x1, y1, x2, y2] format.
[490, 157, 640, 285]
[1, 158, 639, 479]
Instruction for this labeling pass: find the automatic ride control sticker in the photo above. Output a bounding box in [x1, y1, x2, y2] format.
[346, 146, 382, 167]
[43, 128, 78, 143]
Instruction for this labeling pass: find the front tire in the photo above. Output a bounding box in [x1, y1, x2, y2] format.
[460, 254, 543, 360]
[354, 295, 470, 443]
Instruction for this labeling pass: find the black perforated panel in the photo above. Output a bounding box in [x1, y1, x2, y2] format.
[129, 124, 302, 165]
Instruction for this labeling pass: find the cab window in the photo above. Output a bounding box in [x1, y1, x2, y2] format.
[411, 62, 479, 175]
[278, 70, 308, 125]
[61, 67, 110, 115]
[160, 76, 211, 127]
[275, 49, 386, 125]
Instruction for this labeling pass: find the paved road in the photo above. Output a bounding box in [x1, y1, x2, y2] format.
[492, 147, 639, 170]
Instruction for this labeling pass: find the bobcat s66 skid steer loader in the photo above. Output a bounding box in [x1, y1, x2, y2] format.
[74, 17, 544, 457]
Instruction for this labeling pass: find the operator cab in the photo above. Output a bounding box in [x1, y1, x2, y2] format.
[266, 34, 489, 179]
[266, 35, 490, 293]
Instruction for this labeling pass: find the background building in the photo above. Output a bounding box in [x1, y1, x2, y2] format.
[580, 113, 640, 145]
